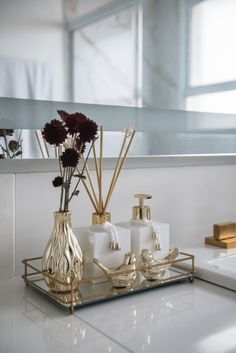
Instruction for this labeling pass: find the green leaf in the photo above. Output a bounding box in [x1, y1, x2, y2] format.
[74, 173, 86, 179]
[72, 190, 80, 197]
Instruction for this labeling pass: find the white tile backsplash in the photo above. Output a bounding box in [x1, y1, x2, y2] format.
[2, 163, 236, 277]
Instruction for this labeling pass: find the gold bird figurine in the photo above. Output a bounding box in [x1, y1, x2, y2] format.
[140, 248, 180, 281]
[93, 252, 137, 288]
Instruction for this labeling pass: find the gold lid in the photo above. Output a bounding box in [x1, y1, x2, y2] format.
[132, 194, 152, 220]
[92, 212, 111, 225]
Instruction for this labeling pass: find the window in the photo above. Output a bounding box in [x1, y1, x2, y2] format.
[186, 0, 236, 114]
[68, 1, 142, 106]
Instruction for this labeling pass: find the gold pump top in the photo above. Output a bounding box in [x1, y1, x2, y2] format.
[132, 194, 152, 220]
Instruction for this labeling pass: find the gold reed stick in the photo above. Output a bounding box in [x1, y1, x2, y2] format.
[80, 124, 135, 217]
[103, 128, 135, 213]
[78, 161, 99, 209]
[99, 126, 104, 212]
[75, 164, 99, 213]
[92, 143, 101, 194]
[103, 135, 128, 211]
[107, 130, 135, 204]
[81, 179, 99, 213]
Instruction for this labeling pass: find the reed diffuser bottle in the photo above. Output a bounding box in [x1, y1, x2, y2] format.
[75, 125, 135, 280]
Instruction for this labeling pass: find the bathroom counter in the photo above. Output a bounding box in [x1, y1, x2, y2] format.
[1, 276, 236, 353]
[183, 245, 236, 291]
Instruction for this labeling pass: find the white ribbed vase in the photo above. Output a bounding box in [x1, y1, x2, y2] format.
[42, 212, 83, 292]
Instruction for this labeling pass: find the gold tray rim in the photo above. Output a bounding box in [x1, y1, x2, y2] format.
[22, 251, 195, 314]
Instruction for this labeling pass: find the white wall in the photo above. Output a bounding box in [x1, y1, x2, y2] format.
[1, 163, 236, 278]
[0, 0, 66, 101]
[0, 174, 14, 278]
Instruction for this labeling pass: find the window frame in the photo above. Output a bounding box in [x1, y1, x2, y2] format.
[185, 0, 236, 106]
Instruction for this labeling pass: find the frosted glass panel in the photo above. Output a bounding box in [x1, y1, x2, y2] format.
[190, 0, 236, 86]
[73, 9, 137, 106]
[2, 97, 236, 157]
[186, 90, 236, 114]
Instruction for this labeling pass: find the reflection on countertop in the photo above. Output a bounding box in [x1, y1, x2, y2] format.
[0, 276, 236, 353]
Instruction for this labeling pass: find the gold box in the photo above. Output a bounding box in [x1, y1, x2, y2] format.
[205, 236, 236, 248]
[213, 222, 236, 240]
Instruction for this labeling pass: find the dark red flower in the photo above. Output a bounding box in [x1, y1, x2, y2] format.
[57, 110, 70, 121]
[78, 118, 98, 143]
[64, 112, 87, 135]
[60, 148, 79, 168]
[75, 138, 86, 154]
[8, 140, 19, 152]
[42, 119, 67, 146]
[0, 129, 14, 137]
[52, 176, 64, 187]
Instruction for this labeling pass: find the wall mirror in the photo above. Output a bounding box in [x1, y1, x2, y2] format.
[1, 97, 236, 159]
[2, 0, 236, 113]
[1, 0, 236, 159]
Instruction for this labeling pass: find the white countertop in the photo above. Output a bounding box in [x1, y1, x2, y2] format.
[0, 276, 236, 353]
[184, 245, 236, 262]
[183, 245, 236, 291]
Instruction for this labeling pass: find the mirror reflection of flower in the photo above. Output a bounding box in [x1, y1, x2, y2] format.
[0, 129, 23, 159]
[42, 110, 98, 212]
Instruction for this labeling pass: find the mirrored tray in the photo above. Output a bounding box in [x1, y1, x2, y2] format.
[22, 252, 194, 314]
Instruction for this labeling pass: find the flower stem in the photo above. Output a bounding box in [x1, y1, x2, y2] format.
[65, 166, 75, 210]
[3, 133, 11, 159]
[58, 151, 63, 177]
[68, 140, 95, 204]
[59, 168, 66, 212]
[64, 168, 69, 212]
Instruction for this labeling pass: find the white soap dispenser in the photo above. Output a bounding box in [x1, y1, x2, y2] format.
[130, 194, 169, 261]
